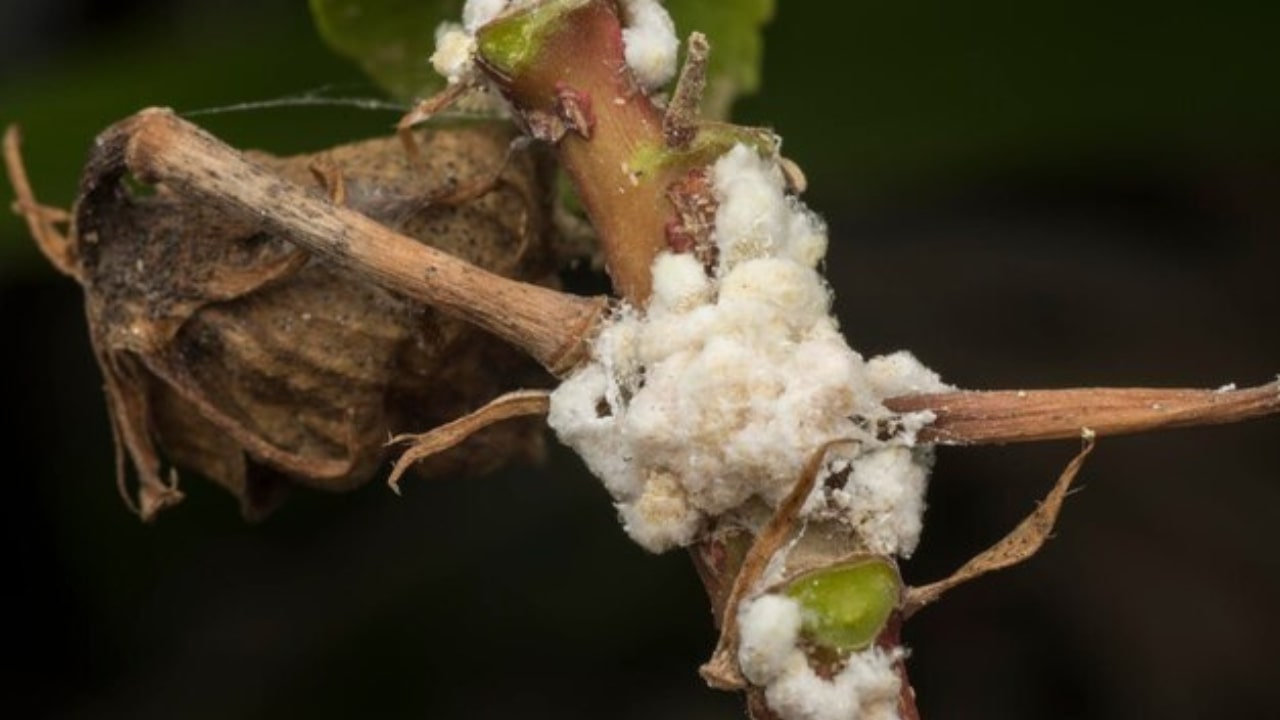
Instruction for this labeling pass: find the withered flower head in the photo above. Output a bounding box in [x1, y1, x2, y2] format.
[38, 121, 556, 521]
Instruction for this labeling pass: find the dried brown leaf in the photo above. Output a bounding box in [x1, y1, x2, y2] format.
[52, 121, 557, 520]
[387, 389, 551, 493]
[903, 433, 1097, 615]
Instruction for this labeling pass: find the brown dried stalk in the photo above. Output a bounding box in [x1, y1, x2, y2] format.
[4, 126, 77, 278]
[887, 383, 1280, 445]
[387, 389, 551, 493]
[104, 108, 606, 377]
[904, 434, 1096, 616]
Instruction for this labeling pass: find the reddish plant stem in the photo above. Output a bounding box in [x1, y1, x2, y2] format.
[476, 0, 675, 303]
[888, 383, 1280, 445]
[879, 615, 922, 720]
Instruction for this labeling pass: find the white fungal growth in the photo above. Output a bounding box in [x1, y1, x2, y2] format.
[432, 0, 527, 84]
[431, 22, 478, 83]
[620, 0, 679, 90]
[738, 595, 905, 720]
[823, 447, 933, 557]
[737, 595, 804, 685]
[462, 0, 510, 31]
[548, 143, 949, 555]
[765, 647, 905, 720]
[711, 145, 829, 272]
[865, 351, 947, 400]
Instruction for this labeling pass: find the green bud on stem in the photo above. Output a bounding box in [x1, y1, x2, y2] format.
[784, 557, 901, 653]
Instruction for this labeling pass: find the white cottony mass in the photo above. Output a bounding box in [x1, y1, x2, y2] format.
[619, 0, 680, 90]
[548, 143, 948, 557]
[535, 117, 945, 720]
[430, 6, 947, 718]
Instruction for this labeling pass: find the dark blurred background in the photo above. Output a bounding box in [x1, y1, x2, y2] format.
[2, 1, 1278, 718]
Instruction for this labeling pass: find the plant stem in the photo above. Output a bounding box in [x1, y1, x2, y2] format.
[887, 383, 1280, 444]
[475, 0, 687, 303]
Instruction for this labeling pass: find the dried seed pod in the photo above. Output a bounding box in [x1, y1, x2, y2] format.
[65, 120, 557, 520]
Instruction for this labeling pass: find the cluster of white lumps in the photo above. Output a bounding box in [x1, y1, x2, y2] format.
[738, 596, 905, 720]
[436, 3, 949, 719]
[433, 0, 679, 89]
[548, 142, 945, 720]
[546, 141, 944, 720]
[549, 143, 948, 555]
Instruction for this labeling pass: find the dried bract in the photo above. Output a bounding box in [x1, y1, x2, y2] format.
[57, 122, 556, 520]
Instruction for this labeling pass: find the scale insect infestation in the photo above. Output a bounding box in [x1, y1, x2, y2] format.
[5, 1, 1279, 718]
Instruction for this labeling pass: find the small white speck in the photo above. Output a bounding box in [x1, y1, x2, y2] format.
[621, 162, 640, 187]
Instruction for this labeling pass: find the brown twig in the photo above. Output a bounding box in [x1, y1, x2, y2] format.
[397, 80, 477, 165]
[904, 434, 1096, 616]
[386, 389, 551, 493]
[887, 382, 1280, 445]
[664, 32, 710, 149]
[3, 124, 79, 278]
[91, 108, 605, 376]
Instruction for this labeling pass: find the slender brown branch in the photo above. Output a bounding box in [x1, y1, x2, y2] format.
[904, 435, 1095, 616]
[386, 389, 551, 493]
[665, 32, 710, 149]
[3, 124, 79, 278]
[90, 108, 605, 376]
[886, 382, 1280, 445]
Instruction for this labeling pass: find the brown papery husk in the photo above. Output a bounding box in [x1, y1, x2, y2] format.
[70, 121, 556, 521]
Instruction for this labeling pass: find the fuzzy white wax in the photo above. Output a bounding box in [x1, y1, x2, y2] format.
[548, 144, 949, 553]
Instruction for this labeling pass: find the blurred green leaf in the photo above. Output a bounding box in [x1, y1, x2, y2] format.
[666, 0, 775, 118]
[309, 0, 465, 101]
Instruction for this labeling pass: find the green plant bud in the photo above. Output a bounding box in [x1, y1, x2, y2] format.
[784, 557, 901, 652]
[476, 0, 589, 78]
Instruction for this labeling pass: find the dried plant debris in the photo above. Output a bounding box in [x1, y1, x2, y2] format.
[387, 388, 552, 493]
[904, 433, 1096, 615]
[15, 122, 558, 520]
